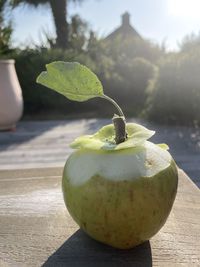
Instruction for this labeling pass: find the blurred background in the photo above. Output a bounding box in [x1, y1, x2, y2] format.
[1, 0, 200, 125]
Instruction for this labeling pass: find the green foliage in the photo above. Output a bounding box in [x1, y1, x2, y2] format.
[104, 35, 164, 64]
[14, 41, 157, 118]
[41, 14, 90, 50]
[86, 34, 162, 116]
[12, 0, 48, 7]
[0, 0, 13, 56]
[145, 50, 200, 125]
[104, 57, 156, 115]
[4, 5, 162, 118]
[14, 48, 96, 116]
[0, 23, 12, 55]
[12, 0, 85, 49]
[69, 15, 89, 51]
[8, 5, 200, 125]
[12, 0, 82, 6]
[180, 33, 200, 52]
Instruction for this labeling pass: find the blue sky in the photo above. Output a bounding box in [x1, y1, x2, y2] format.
[11, 0, 200, 50]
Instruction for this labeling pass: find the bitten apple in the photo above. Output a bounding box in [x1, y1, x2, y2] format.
[37, 61, 178, 249]
[62, 124, 178, 249]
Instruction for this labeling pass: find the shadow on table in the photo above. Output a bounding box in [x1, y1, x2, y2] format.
[0, 119, 106, 152]
[0, 120, 72, 151]
[42, 229, 152, 267]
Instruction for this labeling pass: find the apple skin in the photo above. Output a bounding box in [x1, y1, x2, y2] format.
[62, 146, 178, 249]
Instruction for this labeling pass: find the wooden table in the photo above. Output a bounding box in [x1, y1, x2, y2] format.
[0, 168, 199, 267]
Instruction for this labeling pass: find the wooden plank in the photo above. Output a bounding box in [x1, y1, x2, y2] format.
[0, 168, 199, 267]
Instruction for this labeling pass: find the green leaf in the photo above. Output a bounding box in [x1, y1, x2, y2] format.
[36, 61, 104, 102]
[70, 123, 155, 151]
[157, 143, 169, 150]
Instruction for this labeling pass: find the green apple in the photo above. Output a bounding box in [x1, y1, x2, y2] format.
[62, 123, 178, 249]
[37, 61, 178, 249]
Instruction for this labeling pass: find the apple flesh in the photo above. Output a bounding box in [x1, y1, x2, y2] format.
[62, 141, 178, 249]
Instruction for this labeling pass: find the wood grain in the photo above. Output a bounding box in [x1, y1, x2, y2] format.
[0, 168, 199, 266]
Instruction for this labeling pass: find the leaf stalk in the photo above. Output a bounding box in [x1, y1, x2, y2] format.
[100, 94, 127, 144]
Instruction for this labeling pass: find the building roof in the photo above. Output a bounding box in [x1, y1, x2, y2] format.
[105, 12, 142, 41]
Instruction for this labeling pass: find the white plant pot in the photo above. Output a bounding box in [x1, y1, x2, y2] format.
[0, 59, 23, 130]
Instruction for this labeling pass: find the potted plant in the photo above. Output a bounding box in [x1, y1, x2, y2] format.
[0, 0, 23, 130]
[0, 59, 23, 130]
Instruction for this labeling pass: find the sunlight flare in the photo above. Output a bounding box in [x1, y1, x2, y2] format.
[168, 0, 200, 18]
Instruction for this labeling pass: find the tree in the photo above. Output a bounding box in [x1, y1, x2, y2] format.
[68, 14, 88, 50]
[180, 33, 200, 52]
[12, 0, 83, 49]
[0, 0, 13, 55]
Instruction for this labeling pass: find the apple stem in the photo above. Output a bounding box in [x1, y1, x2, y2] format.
[101, 95, 125, 117]
[112, 115, 128, 144]
[100, 95, 127, 144]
